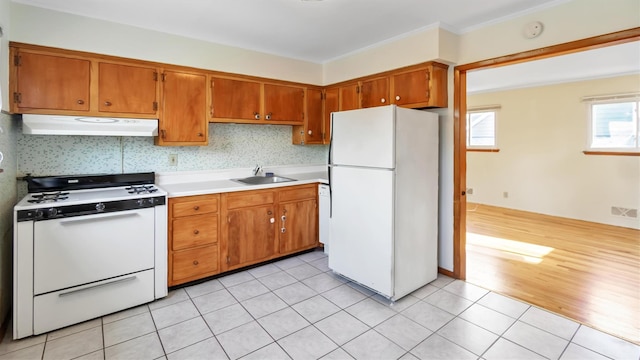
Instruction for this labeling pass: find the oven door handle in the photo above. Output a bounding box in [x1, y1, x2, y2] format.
[58, 275, 137, 297]
[59, 212, 141, 225]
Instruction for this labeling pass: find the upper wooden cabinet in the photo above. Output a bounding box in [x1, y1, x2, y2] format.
[11, 49, 90, 113]
[391, 62, 449, 108]
[156, 70, 208, 146]
[210, 76, 261, 121]
[293, 87, 323, 145]
[361, 77, 390, 108]
[264, 83, 305, 123]
[98, 62, 159, 115]
[210, 76, 305, 125]
[338, 84, 360, 111]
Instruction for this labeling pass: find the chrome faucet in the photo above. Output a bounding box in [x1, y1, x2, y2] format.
[252, 164, 262, 176]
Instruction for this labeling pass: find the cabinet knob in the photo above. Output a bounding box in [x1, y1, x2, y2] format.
[265, 112, 272, 120]
[381, 98, 386, 103]
[270, 218, 275, 224]
[254, 112, 260, 120]
[193, 229, 199, 235]
[308, 130, 313, 135]
[267, 210, 272, 215]
[193, 206, 200, 211]
[395, 95, 401, 101]
[197, 132, 203, 137]
[104, 101, 112, 107]
[77, 99, 85, 105]
[193, 260, 199, 265]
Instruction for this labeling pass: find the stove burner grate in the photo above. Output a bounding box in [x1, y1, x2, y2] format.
[27, 192, 70, 204]
[126, 185, 159, 194]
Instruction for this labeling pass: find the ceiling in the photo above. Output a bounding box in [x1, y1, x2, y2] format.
[12, 0, 562, 63]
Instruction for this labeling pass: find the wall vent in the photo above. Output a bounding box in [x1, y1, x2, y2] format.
[611, 206, 638, 218]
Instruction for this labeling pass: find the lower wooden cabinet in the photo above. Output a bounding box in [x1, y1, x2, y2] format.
[220, 184, 320, 273]
[169, 184, 320, 286]
[168, 194, 220, 286]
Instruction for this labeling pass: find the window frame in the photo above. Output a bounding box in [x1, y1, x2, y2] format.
[466, 106, 500, 152]
[584, 94, 640, 155]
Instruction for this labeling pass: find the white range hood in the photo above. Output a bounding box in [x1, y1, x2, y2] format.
[22, 114, 159, 137]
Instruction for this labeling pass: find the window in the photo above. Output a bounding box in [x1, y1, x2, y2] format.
[587, 97, 639, 152]
[466, 107, 498, 150]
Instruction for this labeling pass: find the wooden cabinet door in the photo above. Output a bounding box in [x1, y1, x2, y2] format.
[211, 77, 261, 121]
[361, 77, 389, 108]
[98, 62, 158, 115]
[324, 88, 339, 144]
[338, 84, 360, 111]
[278, 199, 318, 254]
[159, 70, 207, 145]
[226, 205, 277, 269]
[392, 64, 448, 108]
[264, 84, 304, 123]
[294, 88, 323, 145]
[14, 51, 90, 112]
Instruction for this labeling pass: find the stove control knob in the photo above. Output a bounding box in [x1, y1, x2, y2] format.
[47, 208, 58, 217]
[96, 203, 106, 211]
[137, 199, 144, 206]
[35, 209, 44, 219]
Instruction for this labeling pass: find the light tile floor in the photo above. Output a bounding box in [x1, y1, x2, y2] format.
[1, 249, 639, 360]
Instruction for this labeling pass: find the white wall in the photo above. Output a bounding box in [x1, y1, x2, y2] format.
[467, 75, 640, 230]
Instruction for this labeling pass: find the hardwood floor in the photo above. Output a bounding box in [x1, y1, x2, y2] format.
[465, 203, 640, 344]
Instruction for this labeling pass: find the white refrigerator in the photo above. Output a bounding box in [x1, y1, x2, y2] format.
[328, 105, 439, 300]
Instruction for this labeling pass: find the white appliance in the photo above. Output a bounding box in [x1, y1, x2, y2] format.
[22, 114, 159, 136]
[328, 105, 439, 301]
[13, 173, 168, 339]
[318, 184, 331, 254]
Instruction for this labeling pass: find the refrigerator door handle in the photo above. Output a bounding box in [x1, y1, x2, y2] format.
[328, 113, 334, 218]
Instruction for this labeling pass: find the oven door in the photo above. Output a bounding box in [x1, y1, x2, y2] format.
[33, 208, 155, 295]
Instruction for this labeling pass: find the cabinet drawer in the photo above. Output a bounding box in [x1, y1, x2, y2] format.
[171, 195, 219, 217]
[279, 185, 317, 202]
[172, 245, 219, 282]
[225, 190, 275, 209]
[172, 214, 218, 250]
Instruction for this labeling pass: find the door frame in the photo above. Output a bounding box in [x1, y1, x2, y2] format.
[451, 27, 640, 279]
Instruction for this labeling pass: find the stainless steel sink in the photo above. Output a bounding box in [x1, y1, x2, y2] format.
[232, 175, 296, 185]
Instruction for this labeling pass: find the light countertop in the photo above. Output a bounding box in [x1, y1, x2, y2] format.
[156, 165, 328, 198]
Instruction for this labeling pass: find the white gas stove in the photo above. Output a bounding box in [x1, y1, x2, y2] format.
[13, 172, 168, 339]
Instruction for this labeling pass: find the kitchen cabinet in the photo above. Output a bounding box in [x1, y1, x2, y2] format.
[263, 83, 305, 123]
[278, 185, 318, 254]
[98, 62, 159, 115]
[338, 83, 360, 111]
[390, 62, 448, 108]
[210, 77, 305, 125]
[210, 76, 261, 121]
[168, 194, 220, 286]
[292, 87, 323, 145]
[220, 184, 320, 272]
[323, 88, 339, 144]
[361, 77, 389, 108]
[157, 69, 208, 146]
[11, 48, 90, 113]
[221, 189, 278, 271]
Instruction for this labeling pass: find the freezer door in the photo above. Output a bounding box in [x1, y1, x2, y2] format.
[328, 166, 393, 297]
[331, 106, 395, 169]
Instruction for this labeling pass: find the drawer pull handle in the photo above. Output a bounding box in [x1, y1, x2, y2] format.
[193, 229, 199, 234]
[104, 101, 112, 106]
[77, 99, 85, 105]
[59, 275, 136, 297]
[193, 260, 199, 265]
[193, 206, 200, 211]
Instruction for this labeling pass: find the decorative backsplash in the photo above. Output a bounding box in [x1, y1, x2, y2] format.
[17, 123, 328, 176]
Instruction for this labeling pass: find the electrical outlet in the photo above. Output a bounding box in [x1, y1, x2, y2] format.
[503, 191, 509, 198]
[466, 188, 473, 195]
[168, 154, 178, 166]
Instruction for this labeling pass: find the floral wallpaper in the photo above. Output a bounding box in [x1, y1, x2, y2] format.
[17, 123, 328, 176]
